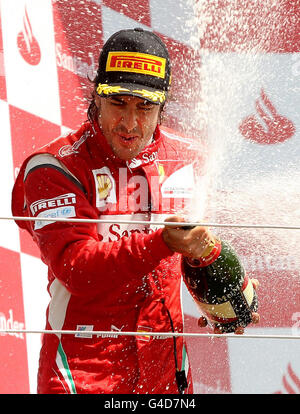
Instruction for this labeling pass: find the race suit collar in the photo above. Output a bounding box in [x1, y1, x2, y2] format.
[91, 118, 162, 170]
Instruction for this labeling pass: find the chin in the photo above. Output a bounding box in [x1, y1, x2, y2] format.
[115, 152, 135, 161]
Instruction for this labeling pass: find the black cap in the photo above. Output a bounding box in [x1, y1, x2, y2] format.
[95, 28, 171, 104]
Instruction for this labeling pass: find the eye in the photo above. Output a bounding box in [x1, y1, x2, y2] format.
[139, 104, 155, 111]
[108, 97, 125, 107]
[111, 100, 124, 106]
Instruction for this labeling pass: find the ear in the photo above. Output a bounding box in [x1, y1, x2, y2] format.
[94, 93, 101, 110]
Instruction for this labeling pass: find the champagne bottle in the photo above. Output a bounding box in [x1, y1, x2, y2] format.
[181, 239, 258, 333]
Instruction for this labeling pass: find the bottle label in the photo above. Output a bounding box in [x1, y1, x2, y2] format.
[196, 299, 237, 323]
[242, 274, 255, 307]
[195, 275, 254, 324]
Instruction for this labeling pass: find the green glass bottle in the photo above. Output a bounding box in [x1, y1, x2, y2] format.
[181, 239, 258, 333]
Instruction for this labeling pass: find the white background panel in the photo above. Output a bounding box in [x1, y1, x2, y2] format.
[150, 0, 198, 46]
[0, 0, 299, 395]
[199, 52, 300, 185]
[228, 327, 300, 394]
[0, 100, 21, 252]
[1, 0, 61, 125]
[20, 252, 49, 394]
[101, 5, 150, 43]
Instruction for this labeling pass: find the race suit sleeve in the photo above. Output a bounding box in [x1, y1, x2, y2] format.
[23, 158, 173, 297]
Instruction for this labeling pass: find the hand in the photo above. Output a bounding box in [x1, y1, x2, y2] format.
[162, 216, 216, 258]
[197, 278, 260, 335]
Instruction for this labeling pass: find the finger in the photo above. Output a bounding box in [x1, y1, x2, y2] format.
[213, 325, 223, 334]
[234, 326, 244, 335]
[164, 216, 186, 230]
[164, 215, 183, 224]
[165, 216, 181, 223]
[252, 312, 260, 324]
[198, 316, 208, 327]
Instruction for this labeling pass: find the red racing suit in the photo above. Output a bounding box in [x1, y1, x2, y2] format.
[12, 119, 205, 394]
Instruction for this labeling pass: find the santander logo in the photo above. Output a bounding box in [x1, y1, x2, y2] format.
[239, 88, 295, 145]
[274, 363, 300, 394]
[17, 6, 41, 66]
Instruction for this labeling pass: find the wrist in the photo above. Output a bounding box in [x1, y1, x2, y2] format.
[161, 228, 175, 253]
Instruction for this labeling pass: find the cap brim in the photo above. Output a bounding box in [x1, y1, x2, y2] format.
[96, 82, 167, 105]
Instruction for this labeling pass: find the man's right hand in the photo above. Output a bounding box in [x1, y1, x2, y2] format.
[162, 216, 216, 259]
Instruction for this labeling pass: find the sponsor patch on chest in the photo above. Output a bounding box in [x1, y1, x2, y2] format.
[92, 167, 117, 208]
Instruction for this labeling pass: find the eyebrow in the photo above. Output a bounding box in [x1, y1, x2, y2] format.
[109, 96, 154, 106]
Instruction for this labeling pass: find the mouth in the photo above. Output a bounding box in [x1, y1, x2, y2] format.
[118, 134, 138, 145]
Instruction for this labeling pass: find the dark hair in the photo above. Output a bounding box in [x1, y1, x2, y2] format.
[86, 73, 99, 124]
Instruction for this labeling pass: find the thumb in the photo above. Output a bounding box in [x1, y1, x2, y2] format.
[164, 216, 184, 223]
[164, 216, 185, 228]
[165, 216, 185, 229]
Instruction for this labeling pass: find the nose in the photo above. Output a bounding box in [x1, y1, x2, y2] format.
[120, 108, 138, 132]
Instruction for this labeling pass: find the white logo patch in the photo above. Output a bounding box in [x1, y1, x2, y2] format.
[30, 193, 77, 230]
[30, 193, 76, 215]
[58, 132, 89, 157]
[75, 325, 94, 338]
[92, 167, 117, 208]
[34, 206, 76, 230]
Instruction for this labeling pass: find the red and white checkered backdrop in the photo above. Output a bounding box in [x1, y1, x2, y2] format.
[0, 0, 299, 394]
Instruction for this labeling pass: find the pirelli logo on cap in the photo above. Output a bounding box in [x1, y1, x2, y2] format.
[106, 51, 166, 78]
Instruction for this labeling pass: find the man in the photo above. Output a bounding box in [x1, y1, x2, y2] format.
[12, 28, 258, 394]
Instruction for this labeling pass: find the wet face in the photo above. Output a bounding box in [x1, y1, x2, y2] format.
[95, 95, 161, 161]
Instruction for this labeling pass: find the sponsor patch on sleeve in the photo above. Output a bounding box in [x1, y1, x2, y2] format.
[30, 193, 77, 230]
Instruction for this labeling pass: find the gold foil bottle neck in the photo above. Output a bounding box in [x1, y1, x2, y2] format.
[201, 239, 217, 258]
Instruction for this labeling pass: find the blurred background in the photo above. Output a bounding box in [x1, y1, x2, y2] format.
[0, 0, 299, 394]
